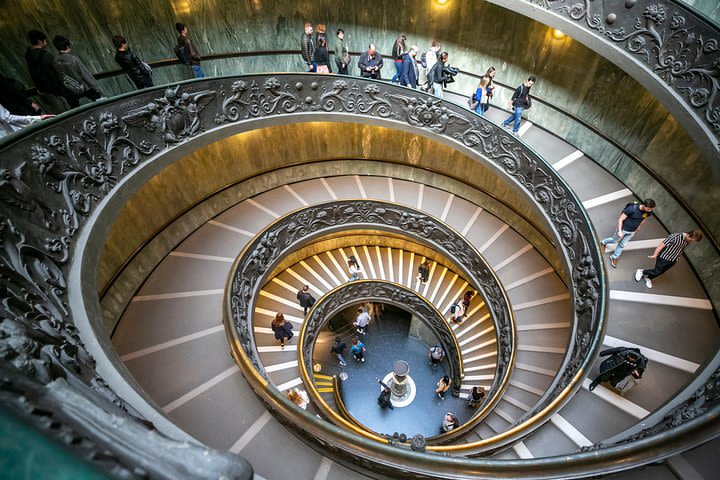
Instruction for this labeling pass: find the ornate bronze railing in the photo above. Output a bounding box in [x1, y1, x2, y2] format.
[0, 73, 614, 477]
[224, 200, 515, 432]
[296, 279, 501, 444]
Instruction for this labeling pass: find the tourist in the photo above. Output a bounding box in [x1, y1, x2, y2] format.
[271, 313, 293, 349]
[300, 23, 315, 72]
[589, 347, 647, 392]
[400, 45, 419, 89]
[112, 35, 153, 89]
[634, 230, 703, 288]
[314, 37, 332, 74]
[0, 74, 41, 115]
[296, 285, 316, 316]
[449, 298, 465, 324]
[330, 336, 347, 367]
[502, 75, 536, 135]
[315, 24, 327, 47]
[25, 30, 69, 113]
[348, 255, 363, 281]
[417, 260, 430, 283]
[0, 103, 53, 139]
[176, 22, 205, 78]
[427, 51, 451, 99]
[462, 290, 476, 317]
[474, 76, 490, 116]
[467, 386, 486, 408]
[600, 199, 656, 268]
[390, 34, 407, 83]
[354, 307, 371, 335]
[351, 337, 366, 362]
[420, 40, 442, 90]
[482, 67, 496, 114]
[376, 379, 394, 409]
[285, 388, 310, 409]
[358, 43, 383, 80]
[428, 345, 445, 367]
[52, 35, 103, 108]
[436, 375, 450, 399]
[334, 28, 350, 75]
[440, 412, 459, 433]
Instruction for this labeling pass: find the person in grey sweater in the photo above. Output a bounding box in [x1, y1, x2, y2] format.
[52, 36, 103, 108]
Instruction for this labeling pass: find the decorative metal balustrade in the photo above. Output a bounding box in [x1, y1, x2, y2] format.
[503, 0, 720, 164]
[3, 73, 714, 478]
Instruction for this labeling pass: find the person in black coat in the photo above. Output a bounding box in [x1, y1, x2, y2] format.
[589, 347, 647, 391]
[376, 378, 394, 410]
[400, 46, 419, 89]
[0, 74, 40, 115]
[112, 35, 153, 89]
[296, 285, 316, 316]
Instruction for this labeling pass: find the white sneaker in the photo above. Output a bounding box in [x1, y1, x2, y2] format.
[634, 269, 643, 282]
[644, 276, 653, 289]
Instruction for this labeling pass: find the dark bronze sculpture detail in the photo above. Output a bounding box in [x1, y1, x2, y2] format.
[528, 0, 720, 149]
[0, 365, 253, 479]
[0, 75, 608, 472]
[228, 200, 512, 406]
[301, 280, 467, 398]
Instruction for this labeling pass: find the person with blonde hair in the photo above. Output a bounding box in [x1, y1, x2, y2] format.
[271, 313, 293, 349]
[474, 76, 490, 116]
[285, 388, 309, 409]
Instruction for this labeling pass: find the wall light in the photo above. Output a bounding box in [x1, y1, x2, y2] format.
[553, 29, 566, 39]
[436, 0, 449, 5]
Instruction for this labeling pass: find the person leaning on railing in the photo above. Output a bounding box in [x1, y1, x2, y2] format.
[0, 103, 54, 139]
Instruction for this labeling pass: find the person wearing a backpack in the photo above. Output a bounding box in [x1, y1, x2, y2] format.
[419, 40, 441, 90]
[449, 298, 465, 324]
[52, 35, 103, 109]
[502, 75, 536, 135]
[600, 199, 656, 268]
[296, 285, 316, 316]
[176, 22, 205, 78]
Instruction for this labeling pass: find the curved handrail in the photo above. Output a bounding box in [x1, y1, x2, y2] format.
[74, 47, 719, 261]
[332, 375, 368, 432]
[297, 279, 499, 444]
[0, 73, 609, 476]
[223, 199, 516, 441]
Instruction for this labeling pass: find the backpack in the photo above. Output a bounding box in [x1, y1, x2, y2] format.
[420, 51, 428, 69]
[449, 303, 458, 314]
[174, 44, 192, 65]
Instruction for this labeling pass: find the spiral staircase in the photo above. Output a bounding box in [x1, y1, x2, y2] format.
[1, 6, 719, 473]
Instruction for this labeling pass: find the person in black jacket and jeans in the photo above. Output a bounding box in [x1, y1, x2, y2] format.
[25, 30, 69, 113]
[112, 35, 153, 89]
[52, 35, 103, 108]
[502, 75, 536, 135]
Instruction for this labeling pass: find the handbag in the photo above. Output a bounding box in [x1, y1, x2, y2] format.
[62, 73, 86, 95]
[342, 49, 351, 66]
[142, 61, 152, 76]
[467, 92, 479, 110]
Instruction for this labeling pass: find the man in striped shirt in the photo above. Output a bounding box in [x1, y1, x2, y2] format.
[634, 230, 703, 288]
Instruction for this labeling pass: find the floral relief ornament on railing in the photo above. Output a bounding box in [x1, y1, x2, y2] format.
[534, 0, 720, 137]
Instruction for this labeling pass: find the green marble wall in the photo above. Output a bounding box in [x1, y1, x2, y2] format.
[0, 0, 717, 246]
[679, 0, 720, 23]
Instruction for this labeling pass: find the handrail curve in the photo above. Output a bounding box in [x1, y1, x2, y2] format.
[0, 73, 612, 477]
[297, 279, 499, 444]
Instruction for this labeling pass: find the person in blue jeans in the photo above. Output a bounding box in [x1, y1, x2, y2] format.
[176, 22, 206, 78]
[502, 75, 536, 134]
[351, 338, 366, 363]
[600, 199, 656, 268]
